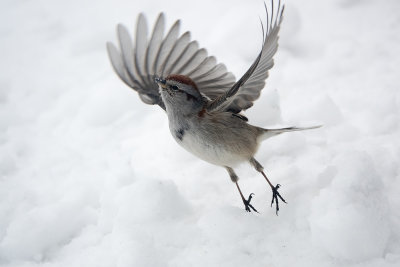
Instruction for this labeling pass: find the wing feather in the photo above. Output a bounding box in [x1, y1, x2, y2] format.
[188, 56, 217, 77]
[169, 41, 199, 74]
[108, 14, 227, 110]
[180, 49, 208, 76]
[154, 20, 181, 75]
[145, 13, 165, 85]
[106, 42, 136, 89]
[106, 9, 287, 111]
[116, 25, 144, 90]
[161, 31, 191, 75]
[134, 14, 149, 88]
[207, 1, 284, 113]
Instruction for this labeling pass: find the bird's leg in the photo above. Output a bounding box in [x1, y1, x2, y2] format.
[235, 182, 258, 213]
[226, 167, 258, 213]
[250, 158, 287, 215]
[261, 172, 287, 215]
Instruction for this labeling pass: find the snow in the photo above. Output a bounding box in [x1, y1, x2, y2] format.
[1, 0, 399, 266]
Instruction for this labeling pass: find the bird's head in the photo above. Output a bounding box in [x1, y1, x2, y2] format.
[156, 74, 204, 114]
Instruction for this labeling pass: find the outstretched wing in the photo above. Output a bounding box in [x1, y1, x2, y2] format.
[107, 13, 235, 110]
[207, 1, 284, 113]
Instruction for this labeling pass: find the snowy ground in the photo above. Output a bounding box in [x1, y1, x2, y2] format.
[1, 0, 400, 266]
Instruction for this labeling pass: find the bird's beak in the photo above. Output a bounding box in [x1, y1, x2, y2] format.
[155, 77, 167, 89]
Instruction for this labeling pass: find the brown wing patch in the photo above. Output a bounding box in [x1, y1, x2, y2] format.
[166, 74, 198, 91]
[198, 108, 206, 117]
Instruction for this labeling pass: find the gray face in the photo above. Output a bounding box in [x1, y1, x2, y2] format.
[156, 78, 204, 115]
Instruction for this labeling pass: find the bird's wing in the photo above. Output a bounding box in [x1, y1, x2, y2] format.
[206, 1, 284, 113]
[107, 13, 236, 110]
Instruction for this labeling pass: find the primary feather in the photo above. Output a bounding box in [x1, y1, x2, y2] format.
[107, 0, 284, 114]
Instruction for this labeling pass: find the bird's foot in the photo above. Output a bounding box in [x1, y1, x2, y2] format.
[243, 193, 259, 213]
[271, 184, 287, 215]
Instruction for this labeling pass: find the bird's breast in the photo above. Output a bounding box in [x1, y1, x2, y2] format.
[174, 128, 185, 141]
[169, 121, 252, 167]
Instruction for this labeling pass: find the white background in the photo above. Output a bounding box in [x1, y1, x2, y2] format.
[0, 0, 399, 266]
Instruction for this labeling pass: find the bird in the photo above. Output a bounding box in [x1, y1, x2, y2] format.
[106, 0, 320, 214]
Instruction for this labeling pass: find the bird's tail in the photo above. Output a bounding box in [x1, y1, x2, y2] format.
[258, 125, 322, 141]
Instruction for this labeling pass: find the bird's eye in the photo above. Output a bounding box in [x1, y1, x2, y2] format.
[170, 85, 179, 91]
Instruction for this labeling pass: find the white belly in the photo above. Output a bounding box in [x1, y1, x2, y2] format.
[173, 129, 246, 167]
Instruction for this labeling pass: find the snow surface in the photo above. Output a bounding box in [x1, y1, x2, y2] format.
[1, 0, 400, 266]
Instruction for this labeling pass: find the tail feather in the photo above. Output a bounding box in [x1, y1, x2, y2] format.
[259, 125, 322, 141]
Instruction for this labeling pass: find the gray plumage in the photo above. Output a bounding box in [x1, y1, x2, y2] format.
[106, 4, 283, 114]
[107, 0, 321, 214]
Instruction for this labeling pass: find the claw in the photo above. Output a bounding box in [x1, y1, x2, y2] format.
[271, 184, 287, 215]
[244, 193, 259, 213]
